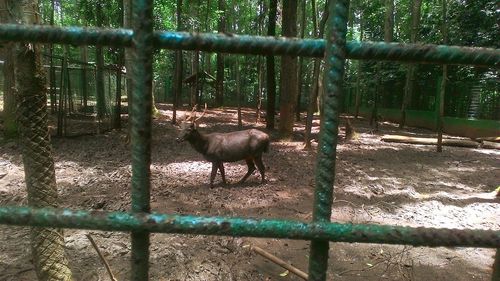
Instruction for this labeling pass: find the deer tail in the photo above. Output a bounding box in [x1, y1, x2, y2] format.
[263, 139, 270, 153]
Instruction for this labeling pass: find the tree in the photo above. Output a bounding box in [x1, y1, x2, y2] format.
[0, 1, 17, 139]
[370, 0, 394, 130]
[400, 0, 423, 128]
[113, 0, 125, 129]
[172, 0, 183, 123]
[215, 0, 225, 107]
[95, 1, 107, 125]
[296, 0, 307, 121]
[265, 0, 278, 130]
[304, 0, 328, 148]
[278, 0, 298, 139]
[354, 9, 364, 119]
[437, 0, 448, 152]
[255, 0, 265, 124]
[10, 0, 73, 279]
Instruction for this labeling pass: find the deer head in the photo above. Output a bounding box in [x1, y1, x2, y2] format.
[176, 104, 207, 143]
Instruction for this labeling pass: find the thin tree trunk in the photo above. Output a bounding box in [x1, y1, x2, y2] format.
[296, 0, 307, 121]
[191, 49, 199, 108]
[266, 0, 278, 130]
[370, 0, 394, 130]
[0, 0, 17, 139]
[400, 0, 422, 128]
[256, 57, 262, 123]
[354, 15, 363, 119]
[279, 0, 298, 139]
[215, 0, 225, 107]
[123, 0, 134, 133]
[113, 0, 124, 129]
[95, 2, 106, 126]
[437, 0, 448, 152]
[48, 0, 56, 114]
[12, 0, 72, 279]
[236, 58, 242, 129]
[172, 0, 183, 123]
[80, 46, 88, 111]
[304, 0, 328, 148]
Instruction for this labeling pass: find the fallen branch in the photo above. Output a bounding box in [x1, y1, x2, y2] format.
[86, 234, 118, 281]
[248, 245, 308, 280]
[481, 141, 500, 150]
[381, 135, 500, 149]
[476, 136, 500, 143]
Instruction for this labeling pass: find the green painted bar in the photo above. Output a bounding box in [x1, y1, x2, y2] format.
[130, 0, 153, 280]
[308, 1, 349, 280]
[0, 24, 498, 67]
[0, 207, 498, 248]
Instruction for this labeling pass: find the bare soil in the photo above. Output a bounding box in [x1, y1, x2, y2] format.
[0, 104, 498, 281]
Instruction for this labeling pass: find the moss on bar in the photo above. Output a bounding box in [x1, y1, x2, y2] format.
[0, 24, 498, 67]
[0, 206, 498, 248]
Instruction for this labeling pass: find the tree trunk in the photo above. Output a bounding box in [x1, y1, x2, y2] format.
[0, 1, 17, 138]
[255, 0, 265, 124]
[95, 2, 106, 126]
[354, 14, 363, 119]
[370, 0, 394, 130]
[236, 58, 242, 129]
[123, 0, 134, 134]
[201, 0, 211, 104]
[192, 51, 200, 108]
[215, 0, 225, 107]
[112, 0, 125, 129]
[278, 0, 298, 139]
[304, 0, 328, 148]
[265, 0, 278, 130]
[12, 0, 73, 279]
[48, 0, 56, 114]
[400, 0, 422, 128]
[172, 0, 183, 123]
[80, 46, 88, 111]
[296, 0, 307, 122]
[256, 57, 263, 124]
[437, 0, 448, 152]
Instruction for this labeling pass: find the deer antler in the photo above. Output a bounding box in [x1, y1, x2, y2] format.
[194, 103, 207, 123]
[185, 105, 198, 122]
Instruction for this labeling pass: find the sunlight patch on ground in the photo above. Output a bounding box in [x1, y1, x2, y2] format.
[471, 148, 500, 156]
[396, 201, 499, 230]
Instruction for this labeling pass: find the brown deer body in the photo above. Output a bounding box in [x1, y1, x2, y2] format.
[176, 106, 270, 188]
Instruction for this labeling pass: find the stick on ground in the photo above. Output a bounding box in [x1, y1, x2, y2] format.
[86, 233, 118, 281]
[249, 245, 308, 280]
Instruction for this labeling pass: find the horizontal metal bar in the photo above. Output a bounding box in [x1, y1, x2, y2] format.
[0, 206, 498, 248]
[0, 24, 133, 47]
[0, 24, 498, 67]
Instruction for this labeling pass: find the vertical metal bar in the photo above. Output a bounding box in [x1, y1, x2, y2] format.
[130, 0, 153, 280]
[308, 0, 349, 280]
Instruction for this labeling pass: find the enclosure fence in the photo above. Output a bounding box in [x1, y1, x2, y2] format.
[0, 1, 499, 281]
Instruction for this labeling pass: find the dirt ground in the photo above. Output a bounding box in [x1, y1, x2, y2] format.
[0, 104, 498, 281]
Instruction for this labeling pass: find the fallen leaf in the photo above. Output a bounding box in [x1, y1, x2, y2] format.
[279, 270, 289, 277]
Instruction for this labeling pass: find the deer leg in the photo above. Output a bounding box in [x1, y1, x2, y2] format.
[254, 156, 266, 183]
[238, 158, 256, 184]
[218, 162, 227, 184]
[210, 162, 218, 188]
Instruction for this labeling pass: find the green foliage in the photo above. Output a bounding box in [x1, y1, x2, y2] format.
[37, 0, 498, 119]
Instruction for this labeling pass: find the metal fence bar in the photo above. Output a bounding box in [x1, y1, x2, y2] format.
[308, 1, 349, 280]
[0, 24, 498, 67]
[0, 207, 498, 248]
[130, 0, 153, 280]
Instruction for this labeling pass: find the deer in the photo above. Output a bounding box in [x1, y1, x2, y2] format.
[176, 105, 270, 188]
